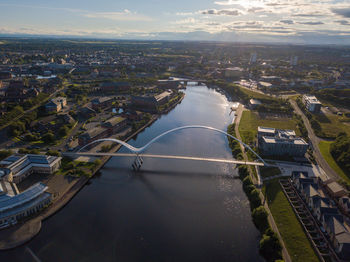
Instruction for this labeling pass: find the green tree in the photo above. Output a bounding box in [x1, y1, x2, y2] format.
[252, 206, 269, 231]
[42, 132, 55, 143]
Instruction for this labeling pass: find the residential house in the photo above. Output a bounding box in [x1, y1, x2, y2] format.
[339, 197, 350, 214]
[326, 181, 348, 199]
[45, 97, 67, 113]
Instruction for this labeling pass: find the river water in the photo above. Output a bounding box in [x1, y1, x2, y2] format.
[1, 86, 262, 262]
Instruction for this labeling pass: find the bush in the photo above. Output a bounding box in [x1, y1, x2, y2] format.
[242, 175, 253, 187]
[239, 165, 249, 179]
[248, 189, 262, 209]
[252, 206, 269, 232]
[42, 132, 55, 143]
[259, 229, 282, 261]
[46, 150, 60, 157]
[0, 150, 13, 160]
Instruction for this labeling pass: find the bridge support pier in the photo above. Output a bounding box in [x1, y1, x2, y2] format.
[132, 154, 143, 171]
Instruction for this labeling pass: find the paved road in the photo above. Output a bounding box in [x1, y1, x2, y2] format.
[289, 99, 338, 180]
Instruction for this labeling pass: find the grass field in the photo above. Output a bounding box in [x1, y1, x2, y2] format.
[313, 112, 350, 138]
[238, 86, 274, 100]
[238, 110, 300, 145]
[319, 141, 350, 183]
[264, 179, 319, 262]
[259, 166, 281, 178]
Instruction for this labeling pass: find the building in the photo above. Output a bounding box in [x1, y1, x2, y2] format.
[302, 95, 322, 113]
[102, 116, 127, 135]
[325, 181, 348, 198]
[290, 56, 298, 66]
[91, 97, 114, 110]
[78, 106, 96, 119]
[224, 67, 244, 78]
[249, 99, 261, 109]
[0, 182, 52, 229]
[258, 127, 309, 157]
[131, 91, 172, 112]
[78, 127, 109, 146]
[45, 97, 67, 113]
[0, 71, 12, 80]
[250, 52, 257, 64]
[100, 82, 131, 93]
[292, 172, 350, 260]
[0, 154, 62, 184]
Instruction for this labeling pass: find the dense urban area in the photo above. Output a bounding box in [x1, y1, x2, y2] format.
[0, 38, 350, 262]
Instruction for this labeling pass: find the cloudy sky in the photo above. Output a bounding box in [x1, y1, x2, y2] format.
[1, 0, 350, 43]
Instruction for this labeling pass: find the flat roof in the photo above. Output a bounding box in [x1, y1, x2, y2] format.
[258, 126, 276, 133]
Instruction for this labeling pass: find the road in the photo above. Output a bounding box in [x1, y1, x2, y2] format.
[63, 152, 265, 166]
[289, 99, 338, 180]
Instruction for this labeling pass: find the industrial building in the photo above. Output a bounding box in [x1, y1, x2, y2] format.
[302, 95, 322, 113]
[258, 127, 309, 157]
[131, 91, 172, 112]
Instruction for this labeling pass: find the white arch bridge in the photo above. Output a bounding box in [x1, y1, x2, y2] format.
[65, 126, 268, 184]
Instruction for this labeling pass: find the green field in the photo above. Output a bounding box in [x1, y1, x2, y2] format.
[264, 179, 319, 262]
[259, 166, 281, 178]
[313, 112, 350, 138]
[238, 110, 300, 145]
[238, 86, 274, 100]
[319, 141, 350, 183]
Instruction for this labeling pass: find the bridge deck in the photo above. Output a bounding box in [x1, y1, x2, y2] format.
[64, 152, 264, 166]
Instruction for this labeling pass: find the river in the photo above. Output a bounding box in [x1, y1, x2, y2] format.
[0, 86, 263, 262]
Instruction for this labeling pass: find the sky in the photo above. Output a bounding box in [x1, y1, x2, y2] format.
[1, 0, 350, 44]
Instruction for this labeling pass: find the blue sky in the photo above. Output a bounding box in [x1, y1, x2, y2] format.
[1, 0, 350, 43]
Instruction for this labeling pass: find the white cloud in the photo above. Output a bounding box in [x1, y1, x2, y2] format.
[83, 10, 154, 21]
[200, 8, 242, 16]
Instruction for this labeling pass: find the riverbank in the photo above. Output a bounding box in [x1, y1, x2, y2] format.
[0, 94, 184, 251]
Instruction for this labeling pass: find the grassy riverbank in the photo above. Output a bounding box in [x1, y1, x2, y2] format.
[263, 179, 319, 262]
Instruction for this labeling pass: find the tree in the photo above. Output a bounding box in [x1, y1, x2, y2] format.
[59, 125, 69, 137]
[259, 229, 282, 261]
[46, 150, 60, 157]
[252, 206, 269, 231]
[0, 150, 13, 161]
[249, 189, 262, 210]
[42, 132, 55, 143]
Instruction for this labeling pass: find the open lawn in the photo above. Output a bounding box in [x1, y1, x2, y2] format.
[238, 110, 300, 145]
[313, 112, 350, 138]
[264, 179, 319, 262]
[319, 141, 350, 183]
[259, 166, 281, 178]
[238, 86, 274, 100]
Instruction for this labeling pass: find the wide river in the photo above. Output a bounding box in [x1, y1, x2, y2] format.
[1, 86, 263, 261]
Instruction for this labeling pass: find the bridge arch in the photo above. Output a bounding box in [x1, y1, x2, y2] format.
[78, 125, 266, 165]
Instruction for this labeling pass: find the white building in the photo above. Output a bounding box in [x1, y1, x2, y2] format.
[0, 154, 62, 184]
[302, 95, 322, 113]
[290, 56, 298, 66]
[250, 52, 257, 64]
[0, 182, 52, 229]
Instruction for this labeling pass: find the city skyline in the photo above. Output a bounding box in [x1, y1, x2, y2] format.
[1, 0, 350, 44]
